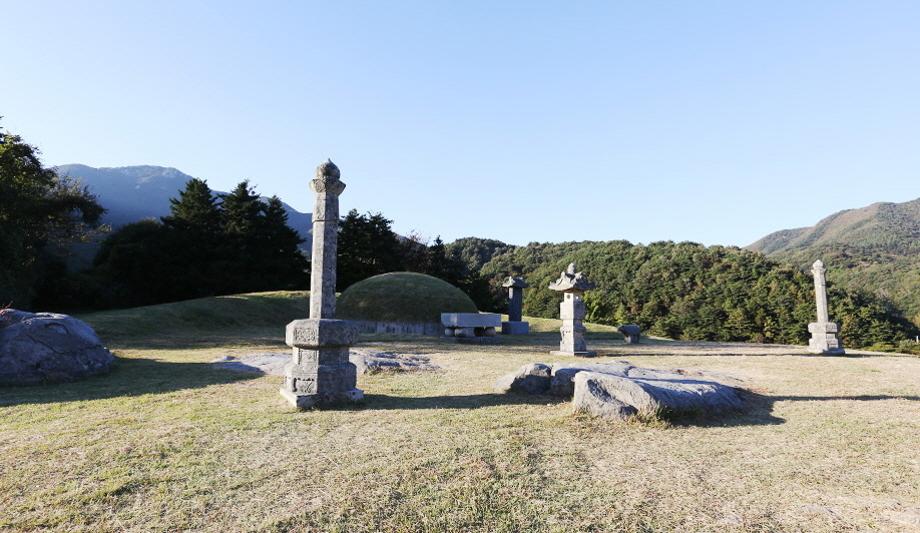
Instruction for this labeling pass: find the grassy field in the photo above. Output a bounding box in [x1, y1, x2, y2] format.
[1, 292, 919, 532]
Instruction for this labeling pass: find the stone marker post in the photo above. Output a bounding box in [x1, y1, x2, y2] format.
[807, 259, 845, 355]
[501, 276, 530, 335]
[549, 262, 596, 357]
[280, 160, 363, 408]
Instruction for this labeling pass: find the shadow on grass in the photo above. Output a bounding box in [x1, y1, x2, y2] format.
[667, 389, 920, 428]
[0, 356, 260, 407]
[360, 392, 567, 411]
[101, 328, 287, 351]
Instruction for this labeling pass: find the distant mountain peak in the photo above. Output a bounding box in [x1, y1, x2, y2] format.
[748, 196, 920, 256]
[56, 163, 313, 249]
[748, 196, 920, 321]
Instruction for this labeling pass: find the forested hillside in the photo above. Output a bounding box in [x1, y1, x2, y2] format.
[748, 197, 920, 324]
[480, 240, 917, 348]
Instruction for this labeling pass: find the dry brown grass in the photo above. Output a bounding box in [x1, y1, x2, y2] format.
[1, 322, 919, 532]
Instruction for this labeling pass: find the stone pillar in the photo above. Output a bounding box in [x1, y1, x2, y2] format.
[807, 259, 845, 355]
[501, 276, 530, 335]
[549, 263, 596, 357]
[280, 160, 363, 409]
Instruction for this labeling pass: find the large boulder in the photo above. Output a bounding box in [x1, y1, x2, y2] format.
[550, 361, 634, 397]
[617, 324, 641, 344]
[496, 360, 746, 422]
[494, 363, 552, 394]
[572, 371, 744, 421]
[0, 310, 115, 385]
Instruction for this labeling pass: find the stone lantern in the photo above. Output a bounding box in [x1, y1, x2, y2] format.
[501, 275, 529, 335]
[549, 262, 596, 357]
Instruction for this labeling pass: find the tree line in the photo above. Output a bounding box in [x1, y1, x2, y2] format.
[478, 240, 919, 350]
[2, 124, 917, 350]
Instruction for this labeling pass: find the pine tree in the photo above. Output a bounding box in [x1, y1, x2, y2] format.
[426, 236, 450, 279]
[215, 181, 264, 292]
[162, 178, 220, 232]
[253, 196, 308, 289]
[337, 209, 402, 290]
[221, 180, 262, 236]
[157, 178, 225, 297]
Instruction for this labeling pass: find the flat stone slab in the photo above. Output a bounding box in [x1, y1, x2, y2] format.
[496, 361, 746, 422]
[349, 349, 440, 374]
[441, 313, 501, 328]
[213, 349, 439, 376]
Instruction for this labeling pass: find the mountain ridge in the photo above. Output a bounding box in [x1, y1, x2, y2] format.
[56, 163, 313, 241]
[747, 196, 920, 323]
[748, 198, 920, 256]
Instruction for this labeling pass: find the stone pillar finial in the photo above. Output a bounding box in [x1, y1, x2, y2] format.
[280, 160, 363, 409]
[807, 259, 844, 355]
[549, 263, 596, 357]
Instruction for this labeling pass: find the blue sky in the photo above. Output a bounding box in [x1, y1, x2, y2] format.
[3, 1, 919, 246]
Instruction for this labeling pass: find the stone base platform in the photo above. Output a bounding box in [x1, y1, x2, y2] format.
[280, 387, 364, 409]
[281, 318, 363, 410]
[501, 321, 530, 335]
[807, 321, 845, 355]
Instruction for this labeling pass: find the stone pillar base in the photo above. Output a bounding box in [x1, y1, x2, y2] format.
[280, 386, 364, 409]
[501, 321, 530, 335]
[281, 318, 363, 409]
[807, 322, 845, 355]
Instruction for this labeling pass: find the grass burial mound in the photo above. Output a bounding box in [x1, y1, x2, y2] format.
[2, 292, 920, 531]
[338, 272, 478, 335]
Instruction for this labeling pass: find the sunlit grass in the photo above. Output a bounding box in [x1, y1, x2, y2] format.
[1, 292, 918, 531]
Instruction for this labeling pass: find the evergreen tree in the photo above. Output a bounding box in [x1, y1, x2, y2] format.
[221, 180, 262, 236]
[337, 209, 402, 290]
[399, 231, 430, 273]
[159, 178, 224, 297]
[162, 178, 221, 232]
[218, 181, 265, 292]
[253, 196, 309, 289]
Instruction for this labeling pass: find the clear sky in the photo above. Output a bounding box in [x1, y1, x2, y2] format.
[3, 1, 919, 246]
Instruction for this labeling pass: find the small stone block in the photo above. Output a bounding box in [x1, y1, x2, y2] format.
[501, 321, 530, 335]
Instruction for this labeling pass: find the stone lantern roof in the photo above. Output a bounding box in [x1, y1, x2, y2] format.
[548, 262, 595, 292]
[502, 276, 529, 289]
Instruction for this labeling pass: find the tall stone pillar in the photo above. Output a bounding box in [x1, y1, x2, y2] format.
[501, 275, 530, 335]
[807, 259, 845, 355]
[549, 263, 596, 357]
[280, 160, 363, 409]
